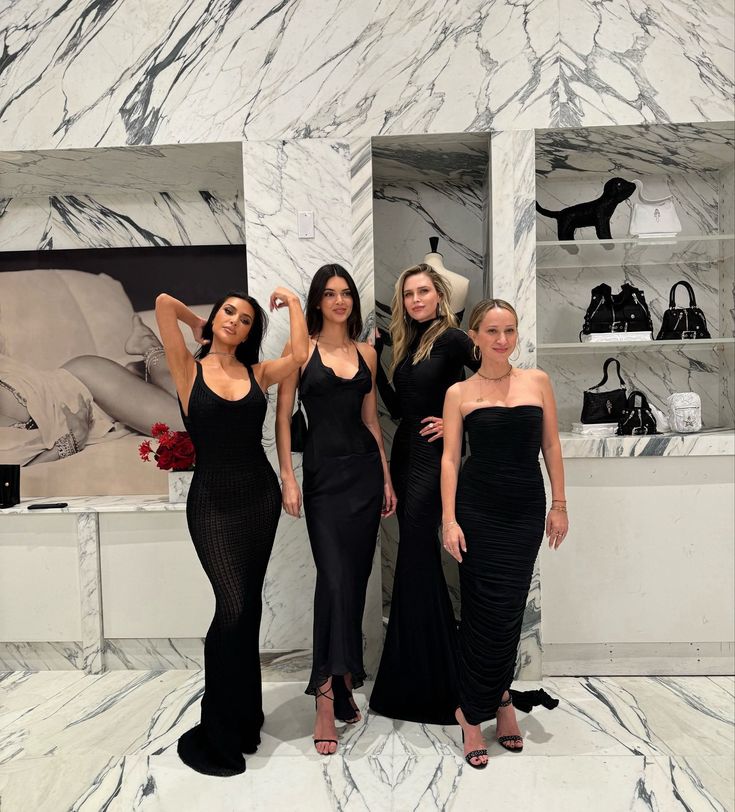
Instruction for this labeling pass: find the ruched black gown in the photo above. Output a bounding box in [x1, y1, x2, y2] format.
[301, 343, 383, 696]
[456, 406, 545, 726]
[370, 322, 477, 724]
[177, 362, 280, 776]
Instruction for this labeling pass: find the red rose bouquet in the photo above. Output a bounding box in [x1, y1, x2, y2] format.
[139, 422, 195, 471]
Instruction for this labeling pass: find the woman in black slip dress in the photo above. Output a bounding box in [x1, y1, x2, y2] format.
[369, 263, 479, 725]
[276, 264, 397, 756]
[155, 286, 308, 777]
[441, 299, 567, 769]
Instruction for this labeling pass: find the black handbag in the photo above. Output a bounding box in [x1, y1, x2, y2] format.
[580, 282, 653, 339]
[656, 280, 711, 340]
[0, 464, 20, 508]
[616, 390, 658, 435]
[581, 357, 628, 424]
[290, 369, 308, 453]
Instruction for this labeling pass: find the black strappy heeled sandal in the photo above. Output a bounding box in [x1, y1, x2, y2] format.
[313, 684, 338, 755]
[332, 674, 361, 724]
[456, 708, 488, 769]
[497, 694, 523, 753]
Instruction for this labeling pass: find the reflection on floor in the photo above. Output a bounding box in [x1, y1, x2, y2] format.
[0, 673, 732, 811]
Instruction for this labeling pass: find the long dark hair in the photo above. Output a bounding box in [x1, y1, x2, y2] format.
[195, 290, 268, 367]
[305, 264, 362, 340]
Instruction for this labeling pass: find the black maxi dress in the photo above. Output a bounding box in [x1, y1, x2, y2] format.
[301, 343, 384, 696]
[456, 406, 546, 725]
[369, 322, 477, 724]
[177, 362, 281, 776]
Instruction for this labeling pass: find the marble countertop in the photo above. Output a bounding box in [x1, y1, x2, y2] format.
[560, 427, 734, 458]
[0, 495, 184, 515]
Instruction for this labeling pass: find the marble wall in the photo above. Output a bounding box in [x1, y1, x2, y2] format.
[0, 190, 246, 250]
[1, 1, 732, 150]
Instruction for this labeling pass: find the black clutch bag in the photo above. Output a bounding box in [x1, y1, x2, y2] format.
[657, 280, 711, 340]
[0, 464, 20, 508]
[616, 390, 658, 435]
[581, 357, 628, 424]
[290, 370, 308, 453]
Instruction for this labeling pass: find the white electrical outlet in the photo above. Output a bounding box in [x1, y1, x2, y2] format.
[297, 210, 315, 239]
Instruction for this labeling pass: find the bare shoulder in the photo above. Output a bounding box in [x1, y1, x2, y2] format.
[356, 342, 376, 363]
[445, 381, 465, 402]
[517, 367, 550, 384]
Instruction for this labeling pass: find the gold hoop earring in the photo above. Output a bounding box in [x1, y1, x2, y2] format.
[510, 345, 520, 362]
[472, 344, 481, 361]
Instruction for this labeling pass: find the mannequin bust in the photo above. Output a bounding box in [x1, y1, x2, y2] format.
[423, 236, 469, 316]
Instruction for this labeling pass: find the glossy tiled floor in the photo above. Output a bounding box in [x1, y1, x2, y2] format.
[0, 673, 733, 811]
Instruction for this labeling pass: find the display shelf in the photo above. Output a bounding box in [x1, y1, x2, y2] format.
[536, 234, 734, 271]
[559, 427, 734, 458]
[537, 337, 734, 356]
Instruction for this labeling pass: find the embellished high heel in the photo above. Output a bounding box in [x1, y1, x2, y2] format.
[455, 708, 488, 769]
[313, 684, 338, 755]
[497, 694, 523, 753]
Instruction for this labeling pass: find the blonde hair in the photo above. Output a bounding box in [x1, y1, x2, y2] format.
[389, 263, 458, 378]
[467, 298, 519, 333]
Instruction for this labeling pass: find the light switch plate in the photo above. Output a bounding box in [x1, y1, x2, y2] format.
[297, 210, 315, 239]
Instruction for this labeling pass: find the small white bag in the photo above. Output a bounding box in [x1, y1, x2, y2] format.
[666, 392, 701, 433]
[629, 180, 682, 238]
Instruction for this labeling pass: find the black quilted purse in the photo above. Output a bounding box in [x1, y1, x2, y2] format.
[581, 357, 628, 424]
[290, 369, 308, 453]
[616, 390, 658, 436]
[580, 282, 653, 339]
[657, 281, 711, 340]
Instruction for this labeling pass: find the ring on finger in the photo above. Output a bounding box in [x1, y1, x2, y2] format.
[429, 422, 435, 429]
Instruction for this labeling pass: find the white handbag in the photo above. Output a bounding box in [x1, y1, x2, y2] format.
[666, 392, 701, 433]
[628, 180, 682, 238]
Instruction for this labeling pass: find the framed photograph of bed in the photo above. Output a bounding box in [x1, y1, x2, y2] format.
[0, 244, 247, 497]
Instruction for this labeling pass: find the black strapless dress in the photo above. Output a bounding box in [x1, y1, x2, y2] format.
[177, 362, 280, 776]
[301, 345, 383, 695]
[456, 406, 546, 726]
[370, 325, 477, 725]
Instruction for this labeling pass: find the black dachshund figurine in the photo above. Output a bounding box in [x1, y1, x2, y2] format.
[536, 177, 636, 242]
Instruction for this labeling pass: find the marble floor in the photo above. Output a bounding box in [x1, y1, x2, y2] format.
[0, 673, 732, 812]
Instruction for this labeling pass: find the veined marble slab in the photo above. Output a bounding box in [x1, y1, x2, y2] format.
[560, 427, 735, 458]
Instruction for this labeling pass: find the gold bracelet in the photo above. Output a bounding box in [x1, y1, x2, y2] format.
[443, 520, 458, 530]
[550, 505, 567, 512]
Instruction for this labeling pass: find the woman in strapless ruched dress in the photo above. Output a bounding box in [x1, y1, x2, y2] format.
[441, 299, 567, 769]
[156, 287, 308, 776]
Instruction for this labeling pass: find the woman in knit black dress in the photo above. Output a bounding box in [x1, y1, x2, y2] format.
[441, 299, 568, 769]
[156, 286, 308, 777]
[276, 265, 396, 756]
[369, 263, 478, 724]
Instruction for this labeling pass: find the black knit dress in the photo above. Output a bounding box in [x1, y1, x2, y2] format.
[177, 361, 280, 776]
[370, 323, 477, 724]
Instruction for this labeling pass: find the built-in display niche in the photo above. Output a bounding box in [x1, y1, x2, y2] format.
[371, 133, 490, 331]
[534, 121, 735, 432]
[0, 141, 247, 499]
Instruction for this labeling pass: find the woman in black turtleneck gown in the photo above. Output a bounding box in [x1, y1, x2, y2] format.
[370, 264, 478, 724]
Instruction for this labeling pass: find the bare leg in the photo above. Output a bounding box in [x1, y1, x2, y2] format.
[496, 690, 523, 750]
[313, 678, 338, 756]
[124, 314, 177, 398]
[455, 707, 489, 767]
[62, 356, 184, 433]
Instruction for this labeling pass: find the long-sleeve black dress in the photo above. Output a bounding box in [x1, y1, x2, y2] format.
[177, 362, 281, 776]
[301, 342, 384, 696]
[369, 321, 477, 724]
